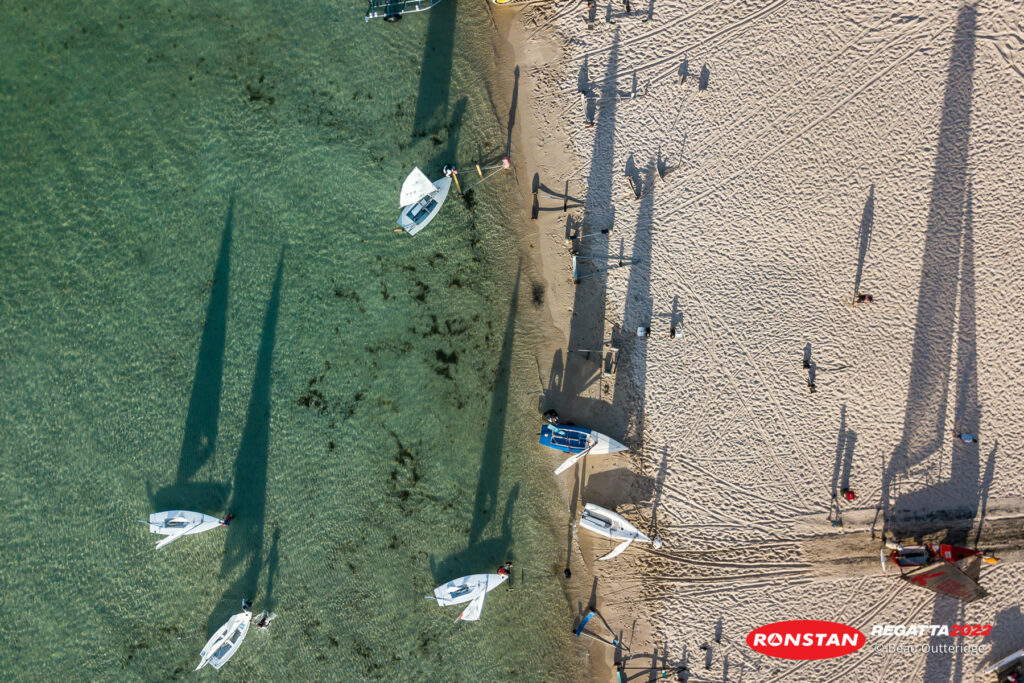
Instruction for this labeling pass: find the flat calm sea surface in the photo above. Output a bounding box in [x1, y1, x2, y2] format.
[0, 1, 582, 679]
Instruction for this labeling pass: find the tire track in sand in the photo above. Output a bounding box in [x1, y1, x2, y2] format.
[679, 282, 829, 501]
[674, 22, 947, 212]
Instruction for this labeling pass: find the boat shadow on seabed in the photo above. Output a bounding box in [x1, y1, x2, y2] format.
[431, 269, 521, 583]
[206, 252, 285, 635]
[147, 198, 235, 515]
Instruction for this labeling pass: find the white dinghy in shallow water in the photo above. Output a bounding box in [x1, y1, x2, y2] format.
[579, 503, 662, 560]
[398, 167, 453, 235]
[195, 611, 251, 671]
[141, 510, 230, 549]
[430, 573, 508, 621]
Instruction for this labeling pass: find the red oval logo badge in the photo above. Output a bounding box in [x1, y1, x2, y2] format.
[746, 620, 865, 660]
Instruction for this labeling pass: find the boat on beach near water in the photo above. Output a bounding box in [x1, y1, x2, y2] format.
[579, 503, 662, 560]
[881, 540, 996, 603]
[430, 573, 508, 621]
[397, 167, 453, 235]
[195, 611, 252, 671]
[141, 510, 230, 549]
[365, 0, 443, 22]
[540, 423, 627, 474]
[985, 646, 1024, 680]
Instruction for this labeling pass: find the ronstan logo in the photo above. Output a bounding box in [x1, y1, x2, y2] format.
[746, 620, 866, 660]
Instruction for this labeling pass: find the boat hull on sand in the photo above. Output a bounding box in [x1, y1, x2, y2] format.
[540, 424, 625, 456]
[579, 503, 662, 560]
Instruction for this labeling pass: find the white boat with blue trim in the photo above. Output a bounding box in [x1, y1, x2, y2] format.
[540, 423, 627, 474]
[398, 167, 452, 235]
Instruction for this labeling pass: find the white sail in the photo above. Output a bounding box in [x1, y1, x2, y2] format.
[400, 167, 438, 207]
[598, 537, 635, 561]
[154, 524, 196, 550]
[554, 442, 594, 475]
[458, 591, 488, 621]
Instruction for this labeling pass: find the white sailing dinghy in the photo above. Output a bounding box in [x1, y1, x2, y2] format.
[578, 503, 662, 560]
[141, 510, 229, 549]
[430, 573, 508, 621]
[398, 167, 453, 235]
[195, 611, 252, 671]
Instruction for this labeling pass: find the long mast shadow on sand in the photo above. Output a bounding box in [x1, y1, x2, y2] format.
[148, 198, 234, 513]
[208, 253, 284, 634]
[868, 7, 982, 680]
[547, 30, 620, 429]
[432, 269, 521, 580]
[610, 159, 655, 449]
[882, 6, 976, 502]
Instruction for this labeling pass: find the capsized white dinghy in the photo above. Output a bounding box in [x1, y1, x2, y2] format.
[578, 503, 662, 560]
[430, 573, 508, 621]
[398, 166, 453, 236]
[195, 611, 251, 671]
[141, 510, 230, 549]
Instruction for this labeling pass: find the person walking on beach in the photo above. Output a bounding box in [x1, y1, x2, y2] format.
[841, 488, 856, 502]
[855, 293, 873, 304]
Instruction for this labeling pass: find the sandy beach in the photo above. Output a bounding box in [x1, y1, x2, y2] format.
[491, 0, 1024, 680]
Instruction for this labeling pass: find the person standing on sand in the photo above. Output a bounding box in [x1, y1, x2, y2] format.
[498, 561, 514, 591]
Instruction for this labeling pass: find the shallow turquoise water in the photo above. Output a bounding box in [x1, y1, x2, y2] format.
[0, 1, 582, 679]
